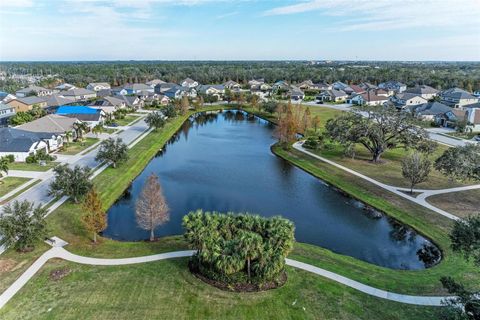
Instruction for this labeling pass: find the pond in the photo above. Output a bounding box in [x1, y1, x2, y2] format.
[104, 110, 441, 270]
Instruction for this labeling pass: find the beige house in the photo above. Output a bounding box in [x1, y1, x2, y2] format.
[6, 96, 48, 112]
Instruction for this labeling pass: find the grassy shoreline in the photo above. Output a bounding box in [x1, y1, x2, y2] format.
[1, 106, 478, 311]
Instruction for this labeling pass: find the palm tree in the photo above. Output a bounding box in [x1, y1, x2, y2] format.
[73, 122, 89, 141]
[64, 131, 73, 146]
[237, 231, 262, 279]
[92, 124, 103, 137]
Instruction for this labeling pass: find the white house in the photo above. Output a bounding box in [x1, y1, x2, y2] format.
[404, 85, 439, 100]
[86, 82, 111, 91]
[351, 92, 389, 106]
[0, 103, 15, 126]
[180, 78, 199, 88]
[391, 93, 428, 108]
[197, 85, 225, 99]
[0, 127, 49, 161]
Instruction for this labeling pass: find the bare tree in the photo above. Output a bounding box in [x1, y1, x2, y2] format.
[135, 174, 169, 241]
[401, 152, 431, 194]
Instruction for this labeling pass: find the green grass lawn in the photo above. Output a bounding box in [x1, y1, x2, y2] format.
[0, 257, 439, 320]
[8, 162, 58, 172]
[445, 131, 479, 140]
[114, 115, 141, 126]
[426, 189, 480, 218]
[314, 143, 465, 190]
[0, 105, 477, 319]
[0, 177, 31, 198]
[57, 138, 99, 155]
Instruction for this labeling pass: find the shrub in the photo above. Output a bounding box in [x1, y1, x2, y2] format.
[6, 154, 15, 163]
[183, 210, 295, 287]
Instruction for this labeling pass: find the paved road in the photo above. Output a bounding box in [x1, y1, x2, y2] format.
[0, 241, 452, 309]
[0, 119, 149, 211]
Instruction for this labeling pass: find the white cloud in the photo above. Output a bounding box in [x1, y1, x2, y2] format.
[265, 0, 480, 31]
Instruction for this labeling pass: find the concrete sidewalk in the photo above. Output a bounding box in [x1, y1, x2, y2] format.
[0, 242, 452, 309]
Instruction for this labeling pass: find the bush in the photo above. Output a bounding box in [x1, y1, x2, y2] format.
[183, 211, 295, 288]
[6, 154, 15, 163]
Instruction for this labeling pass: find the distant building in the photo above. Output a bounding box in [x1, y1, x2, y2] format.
[391, 93, 428, 108]
[350, 92, 389, 106]
[197, 85, 225, 99]
[180, 78, 199, 88]
[223, 80, 241, 90]
[86, 82, 111, 91]
[378, 81, 407, 93]
[440, 87, 478, 108]
[54, 83, 76, 91]
[404, 85, 439, 100]
[316, 89, 348, 103]
[0, 91, 16, 103]
[146, 79, 166, 88]
[123, 83, 153, 95]
[15, 85, 53, 98]
[59, 88, 97, 102]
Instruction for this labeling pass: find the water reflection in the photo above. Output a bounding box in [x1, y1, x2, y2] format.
[104, 110, 441, 270]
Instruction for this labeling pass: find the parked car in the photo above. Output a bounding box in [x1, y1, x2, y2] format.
[474, 135, 480, 141]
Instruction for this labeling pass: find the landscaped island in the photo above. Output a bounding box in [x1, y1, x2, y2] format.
[183, 210, 295, 292]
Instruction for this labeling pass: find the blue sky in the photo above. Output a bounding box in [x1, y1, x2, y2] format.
[1, 0, 479, 61]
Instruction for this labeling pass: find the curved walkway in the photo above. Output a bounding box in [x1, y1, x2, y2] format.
[0, 241, 451, 309]
[292, 142, 477, 221]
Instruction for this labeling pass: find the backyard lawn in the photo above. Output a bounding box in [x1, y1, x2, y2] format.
[57, 138, 99, 155]
[426, 189, 480, 218]
[0, 177, 31, 198]
[0, 258, 439, 320]
[8, 162, 58, 172]
[114, 115, 141, 126]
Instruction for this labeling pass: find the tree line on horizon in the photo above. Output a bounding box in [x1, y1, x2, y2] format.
[0, 61, 479, 93]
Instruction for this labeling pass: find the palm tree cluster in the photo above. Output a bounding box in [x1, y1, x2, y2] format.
[182, 210, 295, 285]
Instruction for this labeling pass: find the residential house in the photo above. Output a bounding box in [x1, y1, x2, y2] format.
[272, 81, 290, 93]
[44, 94, 76, 112]
[462, 102, 480, 132]
[59, 88, 97, 102]
[86, 82, 111, 91]
[297, 80, 315, 90]
[154, 82, 179, 94]
[123, 83, 154, 95]
[54, 83, 76, 91]
[0, 91, 16, 103]
[197, 85, 225, 99]
[375, 89, 390, 97]
[350, 92, 389, 106]
[146, 79, 166, 88]
[0, 127, 49, 161]
[311, 82, 332, 91]
[15, 85, 53, 97]
[440, 87, 478, 108]
[408, 102, 454, 126]
[0, 103, 15, 126]
[6, 96, 48, 112]
[88, 96, 126, 114]
[117, 95, 144, 109]
[164, 86, 196, 99]
[289, 87, 305, 101]
[56, 106, 104, 128]
[404, 85, 439, 100]
[359, 82, 378, 91]
[111, 87, 128, 96]
[17, 114, 79, 151]
[391, 93, 428, 109]
[248, 79, 264, 86]
[332, 81, 350, 91]
[378, 81, 407, 93]
[180, 78, 199, 88]
[316, 89, 348, 103]
[223, 80, 241, 90]
[349, 85, 366, 95]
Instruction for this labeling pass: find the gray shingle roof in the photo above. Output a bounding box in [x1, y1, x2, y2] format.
[17, 96, 48, 105]
[409, 102, 452, 116]
[18, 114, 77, 134]
[0, 127, 44, 152]
[404, 85, 438, 95]
[441, 87, 477, 100]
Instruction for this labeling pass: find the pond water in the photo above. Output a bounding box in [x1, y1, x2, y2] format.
[104, 110, 440, 270]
